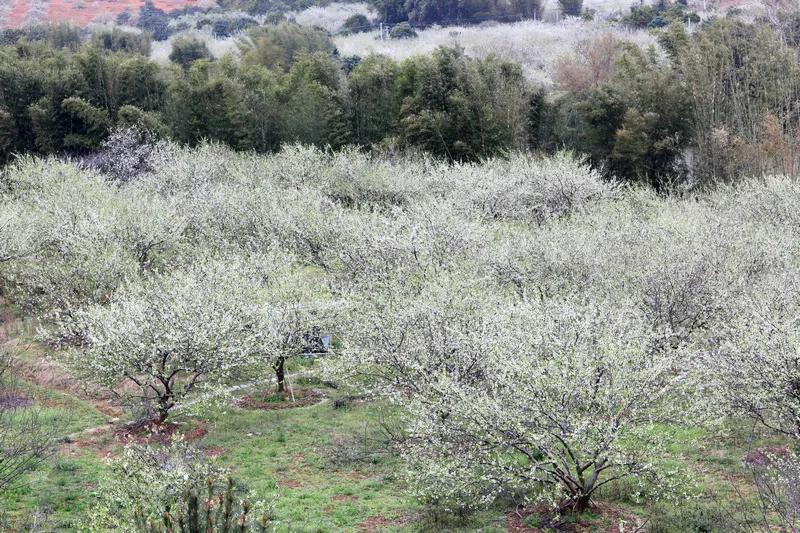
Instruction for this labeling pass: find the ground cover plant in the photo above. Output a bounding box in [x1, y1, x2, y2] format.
[0, 138, 799, 531]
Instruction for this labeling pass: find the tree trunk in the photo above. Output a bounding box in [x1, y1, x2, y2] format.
[156, 399, 171, 424]
[571, 494, 592, 514]
[274, 356, 286, 393]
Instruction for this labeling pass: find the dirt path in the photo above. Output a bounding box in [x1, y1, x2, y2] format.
[0, 299, 124, 418]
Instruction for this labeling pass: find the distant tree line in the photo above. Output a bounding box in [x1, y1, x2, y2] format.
[2, 17, 800, 188]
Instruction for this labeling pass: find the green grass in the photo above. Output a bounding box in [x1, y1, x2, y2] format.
[0, 387, 110, 529]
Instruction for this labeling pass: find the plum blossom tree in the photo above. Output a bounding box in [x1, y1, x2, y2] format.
[332, 285, 692, 513]
[261, 283, 329, 393]
[62, 258, 271, 423]
[0, 203, 38, 264]
[705, 274, 800, 439]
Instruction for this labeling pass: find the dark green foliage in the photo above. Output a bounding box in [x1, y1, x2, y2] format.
[138, 1, 171, 41]
[134, 478, 271, 533]
[377, 0, 542, 25]
[221, 0, 319, 17]
[553, 44, 691, 188]
[0, 107, 16, 161]
[395, 47, 533, 161]
[117, 11, 133, 26]
[60, 96, 111, 149]
[341, 14, 371, 34]
[0, 29, 26, 46]
[212, 17, 259, 38]
[559, 0, 583, 17]
[166, 60, 240, 147]
[8, 15, 796, 189]
[0, 38, 166, 162]
[347, 55, 402, 146]
[169, 37, 212, 70]
[92, 28, 151, 55]
[241, 23, 335, 71]
[623, 1, 699, 29]
[213, 19, 233, 38]
[0, 24, 82, 50]
[389, 22, 417, 39]
[116, 105, 167, 136]
[666, 19, 800, 182]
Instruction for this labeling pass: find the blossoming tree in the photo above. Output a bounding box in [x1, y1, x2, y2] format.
[64, 258, 270, 423]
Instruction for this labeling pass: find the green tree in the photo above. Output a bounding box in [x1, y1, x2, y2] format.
[166, 60, 239, 146]
[282, 53, 348, 147]
[396, 47, 531, 161]
[667, 19, 800, 181]
[341, 14, 371, 34]
[577, 46, 691, 188]
[169, 36, 212, 70]
[60, 96, 111, 149]
[347, 55, 402, 146]
[240, 23, 335, 72]
[559, 0, 583, 17]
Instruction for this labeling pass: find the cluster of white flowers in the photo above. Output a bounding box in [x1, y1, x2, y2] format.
[3, 141, 800, 518]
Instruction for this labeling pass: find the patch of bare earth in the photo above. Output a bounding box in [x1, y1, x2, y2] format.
[280, 478, 302, 489]
[507, 503, 644, 533]
[333, 494, 359, 503]
[63, 424, 117, 458]
[743, 445, 792, 469]
[203, 446, 226, 457]
[0, 301, 126, 417]
[0, 389, 32, 409]
[113, 419, 207, 445]
[356, 513, 416, 533]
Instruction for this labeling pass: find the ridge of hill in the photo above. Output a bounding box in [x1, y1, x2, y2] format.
[0, 0, 216, 29]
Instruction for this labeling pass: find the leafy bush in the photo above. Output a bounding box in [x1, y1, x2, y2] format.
[389, 22, 418, 39]
[559, 0, 583, 17]
[138, 1, 171, 41]
[92, 28, 151, 55]
[341, 13, 371, 34]
[169, 36, 211, 69]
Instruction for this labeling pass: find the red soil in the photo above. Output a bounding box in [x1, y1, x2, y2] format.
[1, 0, 216, 29]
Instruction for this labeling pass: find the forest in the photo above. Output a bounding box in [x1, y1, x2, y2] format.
[2, 0, 800, 531]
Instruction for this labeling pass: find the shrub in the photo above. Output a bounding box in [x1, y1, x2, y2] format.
[85, 126, 164, 183]
[138, 1, 171, 41]
[92, 28, 151, 55]
[341, 14, 371, 34]
[82, 440, 275, 530]
[169, 36, 211, 69]
[60, 258, 273, 423]
[389, 22, 417, 39]
[559, 0, 583, 17]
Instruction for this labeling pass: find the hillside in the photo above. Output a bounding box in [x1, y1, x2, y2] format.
[0, 0, 215, 29]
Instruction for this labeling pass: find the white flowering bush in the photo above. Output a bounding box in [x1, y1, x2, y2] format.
[86, 126, 167, 184]
[0, 160, 140, 313]
[6, 141, 800, 522]
[59, 257, 273, 422]
[453, 152, 617, 224]
[704, 274, 800, 439]
[334, 285, 693, 512]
